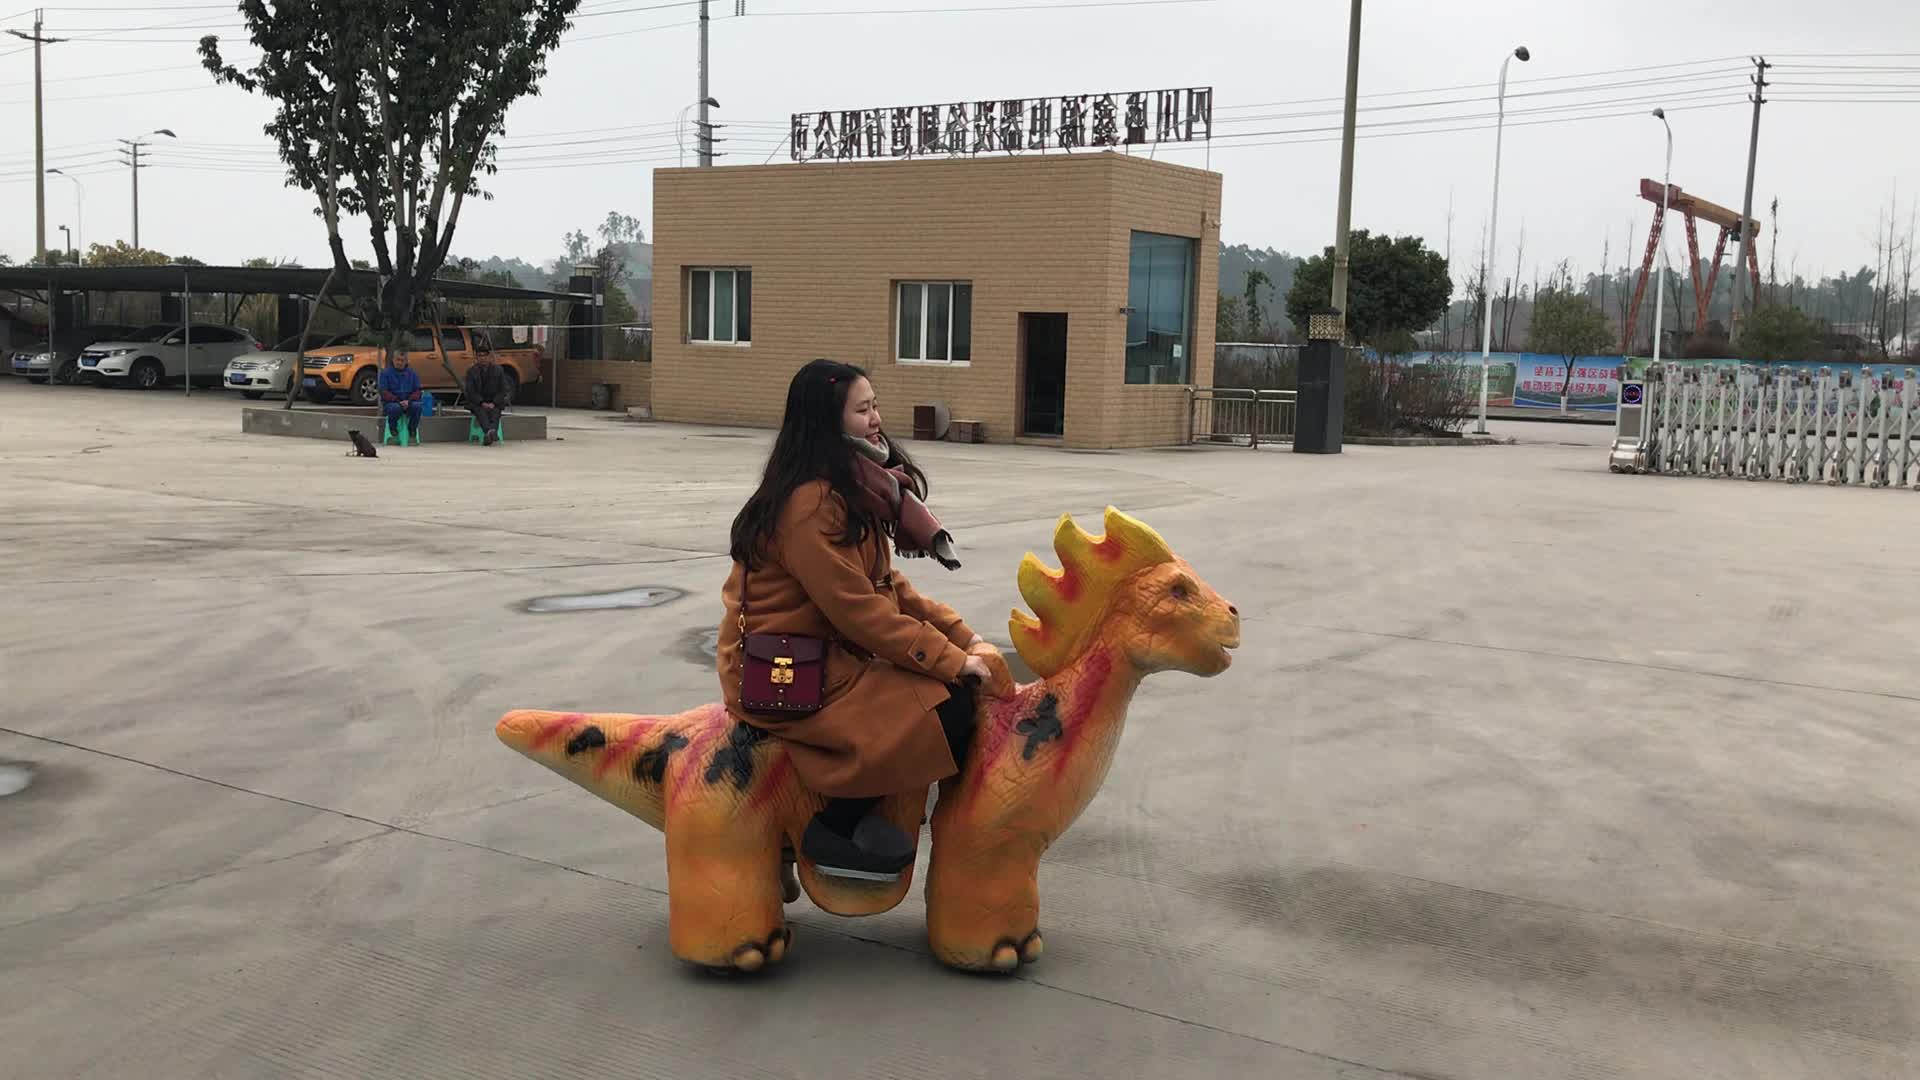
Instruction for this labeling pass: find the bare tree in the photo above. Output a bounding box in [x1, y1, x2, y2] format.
[1617, 216, 1637, 347]
[1767, 197, 1780, 303]
[1500, 225, 1525, 351]
[1442, 195, 1453, 350]
[1464, 234, 1489, 353]
[1871, 199, 1894, 355]
[1901, 199, 1916, 358]
[1597, 228, 1610, 314]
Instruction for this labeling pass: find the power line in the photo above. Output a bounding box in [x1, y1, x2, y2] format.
[1215, 55, 1747, 111]
[745, 0, 1214, 12]
[1213, 86, 1751, 142]
[43, 2, 238, 9]
[573, 0, 706, 17]
[1161, 98, 1753, 155]
[1768, 51, 1920, 59]
[1214, 69, 1749, 126]
[1772, 97, 1920, 104]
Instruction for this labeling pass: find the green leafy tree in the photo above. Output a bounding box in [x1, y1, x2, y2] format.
[1284, 230, 1451, 347]
[1215, 293, 1244, 342]
[200, 0, 580, 393]
[1242, 268, 1272, 340]
[1737, 303, 1824, 362]
[84, 241, 172, 267]
[1529, 289, 1615, 406]
[598, 212, 644, 247]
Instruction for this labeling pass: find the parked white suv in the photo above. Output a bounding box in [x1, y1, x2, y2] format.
[77, 324, 262, 389]
[223, 331, 356, 399]
[9, 323, 139, 383]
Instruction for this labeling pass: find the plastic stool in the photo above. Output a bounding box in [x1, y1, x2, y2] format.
[468, 414, 505, 444]
[382, 415, 419, 446]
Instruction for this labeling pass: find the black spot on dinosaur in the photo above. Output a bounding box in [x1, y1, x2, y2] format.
[1014, 694, 1064, 761]
[705, 721, 772, 791]
[565, 725, 608, 756]
[634, 732, 690, 784]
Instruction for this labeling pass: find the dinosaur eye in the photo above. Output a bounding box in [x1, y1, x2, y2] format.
[1171, 582, 1191, 602]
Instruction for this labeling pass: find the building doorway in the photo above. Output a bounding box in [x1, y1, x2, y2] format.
[1020, 313, 1067, 438]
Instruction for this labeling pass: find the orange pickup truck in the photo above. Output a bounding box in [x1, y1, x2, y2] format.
[298, 325, 543, 406]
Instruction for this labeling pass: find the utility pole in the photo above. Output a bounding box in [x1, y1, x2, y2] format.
[697, 0, 712, 166]
[1731, 55, 1769, 330]
[117, 129, 175, 249]
[8, 11, 66, 264]
[1297, 0, 1362, 457]
[1328, 0, 1362, 319]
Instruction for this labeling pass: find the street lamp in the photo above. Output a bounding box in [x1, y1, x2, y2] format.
[1475, 44, 1530, 435]
[678, 96, 720, 168]
[57, 225, 71, 260]
[118, 128, 176, 249]
[1650, 108, 1674, 364]
[47, 167, 83, 258]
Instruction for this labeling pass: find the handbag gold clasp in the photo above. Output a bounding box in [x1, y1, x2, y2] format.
[771, 657, 795, 684]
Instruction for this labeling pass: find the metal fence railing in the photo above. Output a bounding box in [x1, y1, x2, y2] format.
[1189, 387, 1297, 447]
[1612, 362, 1920, 485]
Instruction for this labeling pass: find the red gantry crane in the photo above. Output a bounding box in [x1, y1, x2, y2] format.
[1623, 178, 1762, 352]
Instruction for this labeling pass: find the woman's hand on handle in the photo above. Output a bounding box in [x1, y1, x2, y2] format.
[962, 642, 1017, 700]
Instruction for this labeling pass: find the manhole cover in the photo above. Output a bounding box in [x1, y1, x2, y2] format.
[0, 762, 34, 798]
[524, 586, 685, 614]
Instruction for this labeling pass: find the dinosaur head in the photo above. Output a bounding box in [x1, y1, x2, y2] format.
[1008, 508, 1240, 680]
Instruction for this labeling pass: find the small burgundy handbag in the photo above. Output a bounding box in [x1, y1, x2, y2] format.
[738, 579, 828, 715]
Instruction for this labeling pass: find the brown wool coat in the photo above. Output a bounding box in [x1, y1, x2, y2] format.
[718, 480, 977, 799]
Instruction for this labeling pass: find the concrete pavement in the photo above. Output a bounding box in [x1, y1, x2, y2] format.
[0, 379, 1915, 1079]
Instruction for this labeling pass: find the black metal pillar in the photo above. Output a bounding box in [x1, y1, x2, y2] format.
[276, 296, 309, 345]
[1294, 307, 1345, 454]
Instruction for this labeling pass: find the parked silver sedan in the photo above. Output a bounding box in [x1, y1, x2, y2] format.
[223, 331, 358, 399]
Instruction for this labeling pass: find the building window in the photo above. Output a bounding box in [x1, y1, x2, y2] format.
[1125, 232, 1195, 384]
[896, 281, 972, 364]
[688, 268, 751, 344]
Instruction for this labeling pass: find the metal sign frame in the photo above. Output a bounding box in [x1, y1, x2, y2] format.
[789, 87, 1213, 162]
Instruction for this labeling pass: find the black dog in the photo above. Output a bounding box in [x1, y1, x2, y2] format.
[347, 429, 379, 458]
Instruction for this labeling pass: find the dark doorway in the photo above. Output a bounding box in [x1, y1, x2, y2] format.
[1020, 313, 1067, 438]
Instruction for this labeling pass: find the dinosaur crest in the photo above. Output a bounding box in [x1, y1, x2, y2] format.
[1008, 507, 1177, 678]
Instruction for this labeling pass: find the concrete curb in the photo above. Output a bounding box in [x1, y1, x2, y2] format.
[1345, 435, 1513, 447]
[241, 406, 547, 442]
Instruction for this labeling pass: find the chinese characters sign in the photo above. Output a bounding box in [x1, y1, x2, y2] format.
[1517, 362, 1619, 403]
[789, 88, 1213, 162]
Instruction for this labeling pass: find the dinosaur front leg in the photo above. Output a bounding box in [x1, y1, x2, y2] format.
[924, 831, 1046, 973]
[664, 818, 791, 973]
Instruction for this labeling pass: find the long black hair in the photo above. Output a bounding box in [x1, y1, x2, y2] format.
[729, 359, 929, 569]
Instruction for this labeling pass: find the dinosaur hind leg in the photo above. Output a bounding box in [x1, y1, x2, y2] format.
[665, 817, 792, 972]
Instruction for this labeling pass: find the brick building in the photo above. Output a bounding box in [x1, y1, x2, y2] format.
[650, 152, 1221, 449]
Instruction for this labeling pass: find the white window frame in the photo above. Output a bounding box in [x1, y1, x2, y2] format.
[687, 267, 752, 347]
[895, 280, 972, 367]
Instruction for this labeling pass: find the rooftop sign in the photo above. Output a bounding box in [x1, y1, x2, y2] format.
[789, 87, 1213, 162]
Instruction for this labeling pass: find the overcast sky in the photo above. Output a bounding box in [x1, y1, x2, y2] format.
[4, 0, 1917, 291]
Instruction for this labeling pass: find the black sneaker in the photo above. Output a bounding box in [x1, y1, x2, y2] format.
[802, 813, 915, 881]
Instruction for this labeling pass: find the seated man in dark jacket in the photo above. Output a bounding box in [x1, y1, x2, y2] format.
[377, 355, 424, 444]
[463, 356, 511, 445]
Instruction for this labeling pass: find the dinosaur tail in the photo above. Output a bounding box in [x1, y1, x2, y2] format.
[495, 707, 708, 832]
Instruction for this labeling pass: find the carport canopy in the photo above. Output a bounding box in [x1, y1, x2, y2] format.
[0, 263, 587, 304]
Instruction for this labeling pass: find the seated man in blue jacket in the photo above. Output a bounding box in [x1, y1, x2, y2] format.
[378, 354, 424, 443]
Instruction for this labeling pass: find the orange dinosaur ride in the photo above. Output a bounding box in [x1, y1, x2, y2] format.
[496, 507, 1239, 973]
